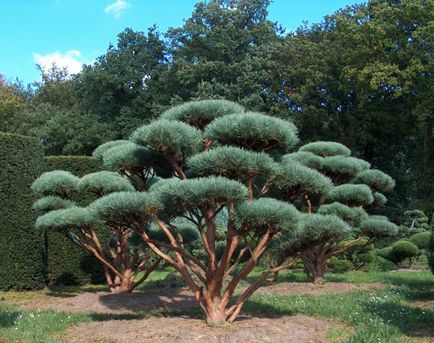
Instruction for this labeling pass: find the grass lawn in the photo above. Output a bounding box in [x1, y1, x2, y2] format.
[0, 269, 432, 342]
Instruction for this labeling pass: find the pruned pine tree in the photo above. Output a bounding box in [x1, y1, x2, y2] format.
[398, 209, 430, 237]
[269, 141, 398, 283]
[82, 100, 298, 324]
[33, 99, 398, 323]
[32, 170, 163, 294]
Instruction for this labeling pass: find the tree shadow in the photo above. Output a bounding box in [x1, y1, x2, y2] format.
[0, 310, 20, 328]
[238, 298, 295, 318]
[360, 298, 434, 338]
[46, 284, 107, 298]
[378, 273, 434, 290]
[97, 289, 198, 316]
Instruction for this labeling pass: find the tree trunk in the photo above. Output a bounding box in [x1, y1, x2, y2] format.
[204, 298, 227, 326]
[109, 268, 135, 294]
[303, 257, 327, 284]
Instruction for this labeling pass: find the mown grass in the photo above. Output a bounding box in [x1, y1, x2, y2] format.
[0, 270, 432, 343]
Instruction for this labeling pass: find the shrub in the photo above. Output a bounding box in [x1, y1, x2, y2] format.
[0, 132, 46, 290]
[327, 257, 354, 273]
[409, 231, 432, 250]
[391, 240, 419, 266]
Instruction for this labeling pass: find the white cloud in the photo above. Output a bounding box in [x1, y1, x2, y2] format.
[33, 50, 85, 75]
[105, 0, 130, 18]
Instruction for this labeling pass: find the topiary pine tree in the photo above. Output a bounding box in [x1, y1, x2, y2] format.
[32, 170, 164, 293]
[73, 100, 300, 324]
[398, 209, 430, 237]
[268, 141, 398, 283]
[391, 240, 420, 268]
[32, 99, 397, 323]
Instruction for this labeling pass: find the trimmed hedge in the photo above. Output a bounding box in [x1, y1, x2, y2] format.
[0, 132, 46, 290]
[43, 155, 107, 286]
[44, 156, 102, 177]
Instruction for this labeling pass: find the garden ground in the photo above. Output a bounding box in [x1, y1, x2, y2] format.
[0, 269, 433, 342]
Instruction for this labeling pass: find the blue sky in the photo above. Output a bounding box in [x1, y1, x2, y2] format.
[0, 0, 362, 84]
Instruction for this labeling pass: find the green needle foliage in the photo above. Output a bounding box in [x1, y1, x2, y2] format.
[151, 176, 248, 217]
[131, 119, 203, 163]
[32, 196, 76, 215]
[102, 142, 157, 172]
[271, 161, 333, 200]
[78, 171, 135, 195]
[353, 169, 396, 193]
[92, 140, 130, 160]
[31, 170, 79, 197]
[282, 151, 324, 170]
[35, 207, 95, 231]
[327, 184, 374, 207]
[318, 202, 368, 225]
[299, 141, 351, 157]
[269, 140, 396, 283]
[204, 112, 299, 154]
[89, 191, 161, 225]
[161, 99, 244, 129]
[322, 156, 371, 181]
[187, 146, 279, 180]
[234, 198, 299, 235]
[359, 218, 398, 240]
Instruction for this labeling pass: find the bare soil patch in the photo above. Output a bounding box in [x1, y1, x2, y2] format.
[255, 281, 384, 297]
[65, 314, 350, 343]
[8, 282, 383, 314]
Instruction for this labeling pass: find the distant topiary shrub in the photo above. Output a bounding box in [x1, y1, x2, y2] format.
[409, 231, 432, 250]
[391, 240, 419, 267]
[43, 155, 106, 286]
[0, 132, 46, 290]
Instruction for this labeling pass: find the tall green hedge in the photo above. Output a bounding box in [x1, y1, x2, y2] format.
[43, 156, 107, 286]
[0, 132, 46, 290]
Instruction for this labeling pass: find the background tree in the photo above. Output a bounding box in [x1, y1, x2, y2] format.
[398, 209, 430, 236]
[268, 141, 398, 283]
[76, 27, 167, 137]
[0, 74, 25, 133]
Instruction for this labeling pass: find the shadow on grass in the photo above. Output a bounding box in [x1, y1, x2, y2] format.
[378, 273, 434, 290]
[241, 299, 295, 318]
[0, 310, 20, 328]
[46, 285, 108, 298]
[361, 298, 434, 338]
